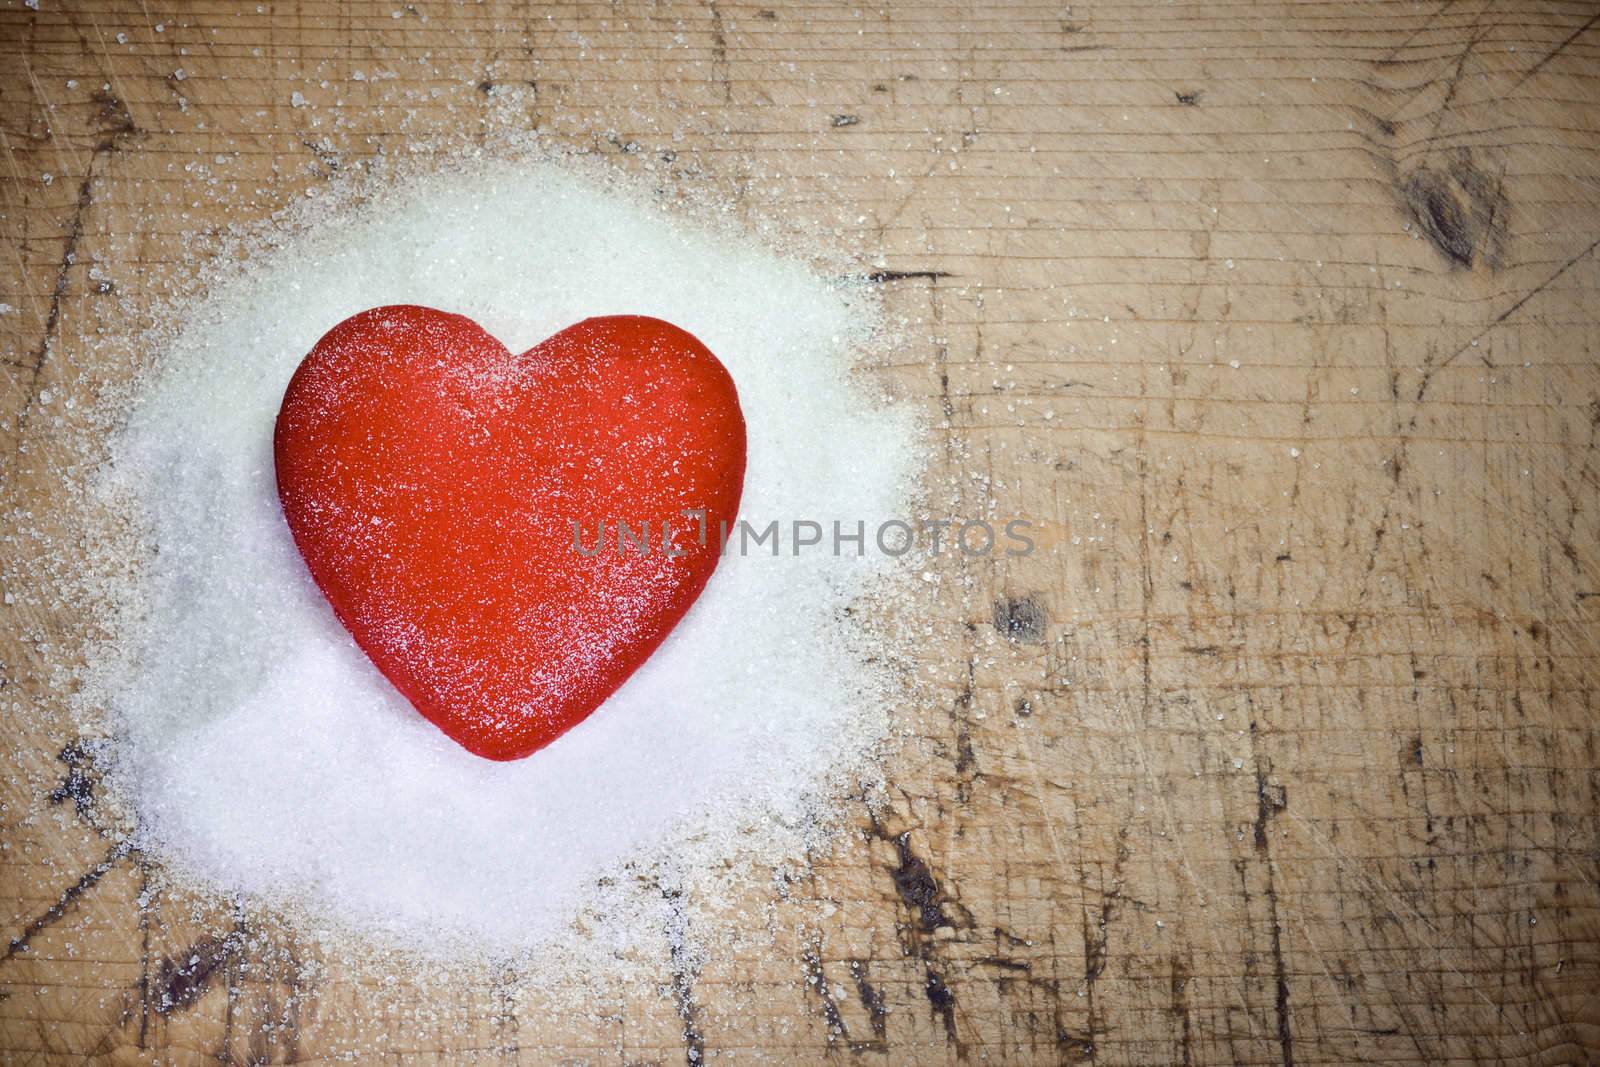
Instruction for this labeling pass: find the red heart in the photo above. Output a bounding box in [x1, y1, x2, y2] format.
[273, 306, 746, 760]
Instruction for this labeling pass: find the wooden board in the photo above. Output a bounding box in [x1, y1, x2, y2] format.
[4, 1, 1599, 1063]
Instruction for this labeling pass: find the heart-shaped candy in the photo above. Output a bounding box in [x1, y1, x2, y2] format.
[274, 306, 746, 760]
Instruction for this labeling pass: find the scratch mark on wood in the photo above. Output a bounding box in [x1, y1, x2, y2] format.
[153, 932, 239, 1015]
[848, 959, 888, 1042]
[706, 0, 731, 104]
[662, 886, 706, 1067]
[1251, 726, 1294, 1067]
[864, 269, 953, 284]
[1376, 0, 1457, 65]
[801, 939, 849, 1043]
[864, 808, 973, 1053]
[3, 841, 132, 964]
[10, 86, 136, 441]
[215, 907, 247, 1059]
[1171, 957, 1194, 1066]
[1415, 235, 1600, 400]
[1507, 10, 1599, 94]
[135, 860, 153, 1047]
[924, 968, 958, 1042]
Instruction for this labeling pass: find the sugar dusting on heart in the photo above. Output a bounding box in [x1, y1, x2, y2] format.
[66, 148, 925, 968]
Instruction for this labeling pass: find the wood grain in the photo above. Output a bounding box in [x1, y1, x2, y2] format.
[3, 1, 1599, 1063]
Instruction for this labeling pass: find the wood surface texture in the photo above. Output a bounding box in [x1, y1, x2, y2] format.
[3, 0, 1600, 1063]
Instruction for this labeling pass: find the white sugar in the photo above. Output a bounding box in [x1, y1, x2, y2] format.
[78, 150, 922, 963]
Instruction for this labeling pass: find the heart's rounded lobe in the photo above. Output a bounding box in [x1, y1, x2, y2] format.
[273, 306, 746, 760]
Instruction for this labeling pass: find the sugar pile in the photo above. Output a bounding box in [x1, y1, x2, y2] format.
[81, 151, 921, 959]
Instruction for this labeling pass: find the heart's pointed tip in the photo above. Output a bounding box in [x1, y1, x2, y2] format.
[456, 735, 545, 762]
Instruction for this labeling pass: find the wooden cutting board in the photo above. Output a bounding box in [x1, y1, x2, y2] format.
[3, 1, 1598, 1062]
